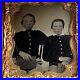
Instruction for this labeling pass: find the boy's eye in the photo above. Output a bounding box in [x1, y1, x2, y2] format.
[54, 26, 57, 27]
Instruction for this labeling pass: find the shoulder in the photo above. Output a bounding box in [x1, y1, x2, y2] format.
[62, 35, 72, 41]
[13, 31, 24, 39]
[63, 35, 72, 38]
[45, 35, 53, 43]
[15, 31, 24, 35]
[48, 35, 53, 39]
[33, 30, 47, 37]
[33, 30, 45, 34]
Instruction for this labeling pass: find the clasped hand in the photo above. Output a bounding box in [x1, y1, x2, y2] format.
[19, 51, 32, 61]
[59, 56, 71, 65]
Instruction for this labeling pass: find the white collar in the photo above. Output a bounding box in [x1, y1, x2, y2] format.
[52, 32, 64, 36]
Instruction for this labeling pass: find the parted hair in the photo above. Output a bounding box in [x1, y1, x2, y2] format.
[21, 13, 35, 25]
[51, 19, 65, 29]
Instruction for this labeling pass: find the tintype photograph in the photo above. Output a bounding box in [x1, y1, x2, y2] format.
[3, 2, 78, 78]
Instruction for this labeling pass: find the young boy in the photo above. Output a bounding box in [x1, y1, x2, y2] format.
[12, 14, 47, 72]
[43, 19, 73, 73]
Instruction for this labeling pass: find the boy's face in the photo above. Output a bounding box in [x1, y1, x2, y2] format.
[22, 16, 35, 30]
[52, 21, 64, 35]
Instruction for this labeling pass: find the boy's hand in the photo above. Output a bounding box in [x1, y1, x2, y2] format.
[59, 57, 71, 65]
[59, 56, 71, 62]
[19, 51, 32, 61]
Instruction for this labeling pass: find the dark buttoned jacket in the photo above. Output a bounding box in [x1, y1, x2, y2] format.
[43, 35, 73, 66]
[13, 30, 47, 58]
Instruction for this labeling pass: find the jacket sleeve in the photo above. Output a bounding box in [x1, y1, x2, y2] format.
[36, 31, 47, 45]
[64, 35, 73, 60]
[12, 34, 19, 58]
[42, 38, 51, 62]
[12, 43, 19, 58]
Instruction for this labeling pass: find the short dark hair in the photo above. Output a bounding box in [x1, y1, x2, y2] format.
[51, 19, 65, 29]
[21, 13, 35, 25]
